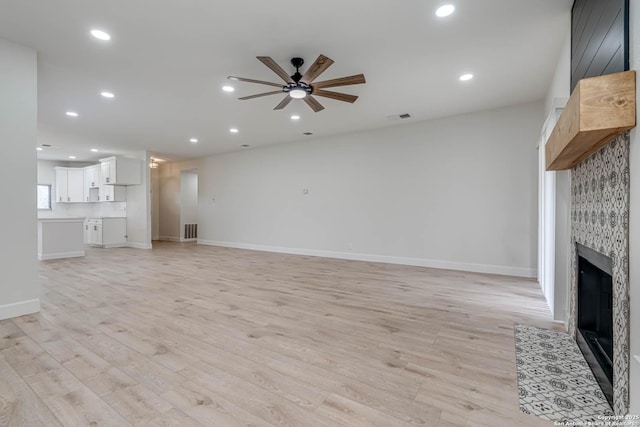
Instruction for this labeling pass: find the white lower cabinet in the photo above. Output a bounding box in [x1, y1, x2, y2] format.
[85, 218, 127, 248]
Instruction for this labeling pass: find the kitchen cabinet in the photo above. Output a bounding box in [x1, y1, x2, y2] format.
[86, 218, 127, 247]
[55, 167, 84, 203]
[100, 184, 126, 202]
[100, 156, 141, 185]
[81, 164, 125, 202]
[83, 164, 101, 202]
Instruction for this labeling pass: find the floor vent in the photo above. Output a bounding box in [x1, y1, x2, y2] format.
[184, 224, 197, 240]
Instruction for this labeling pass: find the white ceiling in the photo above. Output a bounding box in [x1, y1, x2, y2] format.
[0, 0, 571, 162]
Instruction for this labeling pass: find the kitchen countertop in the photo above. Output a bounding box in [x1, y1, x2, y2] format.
[37, 217, 85, 222]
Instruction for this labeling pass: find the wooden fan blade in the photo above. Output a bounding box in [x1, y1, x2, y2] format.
[228, 76, 283, 88]
[313, 89, 358, 103]
[303, 95, 325, 112]
[238, 90, 283, 100]
[257, 56, 293, 83]
[300, 54, 334, 84]
[273, 96, 292, 110]
[312, 74, 366, 89]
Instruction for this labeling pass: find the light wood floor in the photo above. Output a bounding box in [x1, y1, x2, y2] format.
[0, 242, 558, 426]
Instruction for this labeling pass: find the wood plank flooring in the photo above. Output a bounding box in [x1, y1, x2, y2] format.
[0, 242, 558, 426]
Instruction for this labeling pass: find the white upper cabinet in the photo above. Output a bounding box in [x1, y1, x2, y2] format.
[100, 156, 141, 185]
[83, 164, 101, 202]
[100, 183, 126, 202]
[55, 167, 68, 203]
[84, 164, 100, 189]
[55, 167, 84, 203]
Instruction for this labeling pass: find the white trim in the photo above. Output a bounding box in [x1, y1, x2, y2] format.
[635, 355, 640, 366]
[103, 243, 128, 249]
[158, 236, 180, 242]
[0, 299, 40, 321]
[197, 240, 537, 278]
[126, 242, 153, 250]
[38, 250, 85, 261]
[152, 235, 160, 241]
[180, 238, 197, 243]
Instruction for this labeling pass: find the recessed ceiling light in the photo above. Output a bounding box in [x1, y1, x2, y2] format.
[190, 138, 198, 143]
[36, 147, 43, 151]
[222, 86, 235, 92]
[68, 156, 76, 159]
[435, 4, 455, 17]
[459, 73, 474, 81]
[101, 91, 115, 98]
[66, 111, 78, 117]
[90, 148, 99, 152]
[230, 128, 239, 133]
[90, 29, 111, 41]
[290, 115, 300, 120]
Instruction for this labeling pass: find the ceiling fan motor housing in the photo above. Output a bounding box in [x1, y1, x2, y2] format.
[290, 57, 305, 83]
[284, 82, 312, 96]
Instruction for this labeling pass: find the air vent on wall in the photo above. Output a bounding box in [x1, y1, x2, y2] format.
[41, 144, 52, 147]
[303, 132, 313, 136]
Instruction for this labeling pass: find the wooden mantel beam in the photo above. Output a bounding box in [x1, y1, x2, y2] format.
[545, 70, 636, 171]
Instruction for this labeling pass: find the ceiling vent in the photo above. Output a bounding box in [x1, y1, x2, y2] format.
[386, 113, 411, 120]
[303, 132, 313, 136]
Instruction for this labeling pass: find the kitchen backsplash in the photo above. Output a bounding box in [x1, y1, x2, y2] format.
[38, 201, 126, 218]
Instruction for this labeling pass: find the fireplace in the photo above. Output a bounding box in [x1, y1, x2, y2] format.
[576, 243, 613, 408]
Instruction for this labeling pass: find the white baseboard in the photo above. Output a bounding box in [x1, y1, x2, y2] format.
[104, 243, 128, 249]
[0, 299, 40, 321]
[158, 236, 180, 242]
[126, 242, 153, 250]
[152, 235, 160, 241]
[180, 238, 197, 243]
[38, 251, 85, 261]
[197, 240, 537, 278]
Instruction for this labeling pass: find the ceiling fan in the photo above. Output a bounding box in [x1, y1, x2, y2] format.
[228, 55, 365, 112]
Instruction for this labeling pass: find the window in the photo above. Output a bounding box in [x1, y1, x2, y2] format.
[37, 184, 51, 210]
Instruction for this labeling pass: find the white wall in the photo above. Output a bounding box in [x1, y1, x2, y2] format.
[180, 171, 198, 240]
[628, 0, 640, 414]
[541, 23, 572, 325]
[125, 151, 152, 249]
[544, 30, 571, 114]
[197, 102, 544, 277]
[0, 39, 39, 320]
[37, 160, 126, 219]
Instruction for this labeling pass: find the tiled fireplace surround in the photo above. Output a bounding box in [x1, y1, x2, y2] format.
[569, 132, 630, 414]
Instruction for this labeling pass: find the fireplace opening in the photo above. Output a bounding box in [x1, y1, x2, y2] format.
[576, 243, 613, 409]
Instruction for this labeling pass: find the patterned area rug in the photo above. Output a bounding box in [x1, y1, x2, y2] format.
[514, 324, 613, 423]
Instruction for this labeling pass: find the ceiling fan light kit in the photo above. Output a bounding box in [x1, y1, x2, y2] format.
[228, 55, 365, 112]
